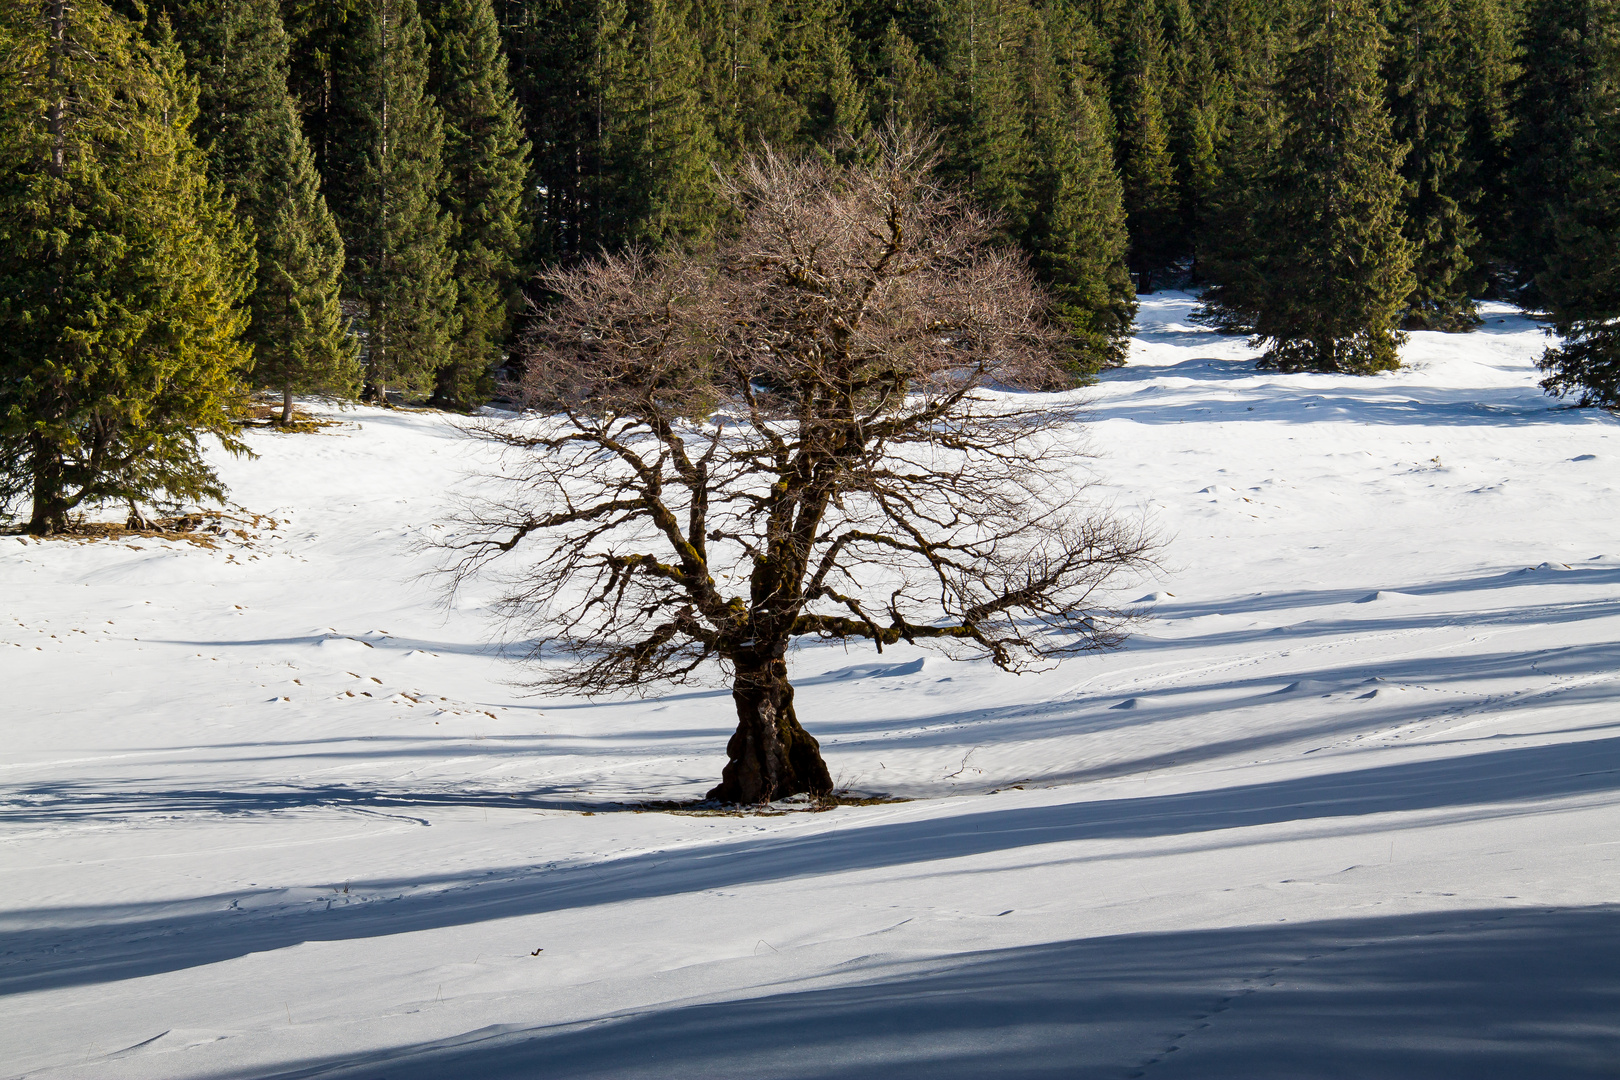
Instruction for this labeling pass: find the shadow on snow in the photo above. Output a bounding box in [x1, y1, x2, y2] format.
[205, 905, 1620, 1079]
[4, 736, 1618, 998]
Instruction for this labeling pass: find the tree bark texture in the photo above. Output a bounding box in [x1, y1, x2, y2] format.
[707, 654, 833, 803]
[27, 434, 68, 535]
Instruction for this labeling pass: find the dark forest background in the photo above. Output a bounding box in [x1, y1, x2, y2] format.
[124, 0, 1620, 391]
[6, 0, 1620, 533]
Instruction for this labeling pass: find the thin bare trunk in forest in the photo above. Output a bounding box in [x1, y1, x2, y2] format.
[46, 0, 66, 179]
[281, 386, 295, 424]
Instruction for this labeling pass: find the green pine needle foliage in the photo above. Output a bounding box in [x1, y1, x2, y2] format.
[1507, 0, 1607, 299]
[685, 0, 797, 156]
[1113, 0, 1180, 288]
[1024, 12, 1137, 371]
[1452, 0, 1518, 297]
[1385, 0, 1482, 331]
[938, 0, 1034, 241]
[329, 0, 460, 400]
[172, 0, 360, 408]
[595, 0, 722, 247]
[0, 1, 255, 534]
[426, 0, 532, 410]
[1202, 0, 1414, 373]
[869, 19, 940, 131]
[1536, 0, 1620, 406]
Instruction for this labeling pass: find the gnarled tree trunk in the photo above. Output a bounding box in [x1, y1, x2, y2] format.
[707, 651, 833, 804]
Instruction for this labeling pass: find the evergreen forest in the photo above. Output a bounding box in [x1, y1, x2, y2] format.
[4, 0, 1620, 532]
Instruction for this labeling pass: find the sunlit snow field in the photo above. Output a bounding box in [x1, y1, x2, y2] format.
[3, 294, 1618, 1077]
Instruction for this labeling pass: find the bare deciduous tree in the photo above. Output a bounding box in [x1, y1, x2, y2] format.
[449, 135, 1156, 803]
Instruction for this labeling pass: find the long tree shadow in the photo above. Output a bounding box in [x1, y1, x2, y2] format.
[6, 737, 1618, 999]
[1087, 369, 1593, 425]
[187, 905, 1620, 1079]
[807, 637, 1620, 758]
[1136, 562, 1620, 622]
[0, 779, 626, 824]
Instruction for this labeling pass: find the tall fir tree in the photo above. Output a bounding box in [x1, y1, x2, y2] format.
[0, 1, 254, 533]
[1024, 15, 1138, 370]
[938, 0, 1034, 239]
[1194, 36, 1279, 328]
[594, 0, 721, 247]
[496, 0, 594, 263]
[1385, 0, 1480, 330]
[1536, 0, 1620, 405]
[425, 0, 532, 409]
[1167, 29, 1230, 273]
[771, 0, 871, 150]
[1112, 0, 1180, 290]
[1452, 0, 1518, 295]
[328, 0, 459, 400]
[171, 0, 359, 421]
[868, 18, 940, 129]
[1506, 0, 1606, 300]
[685, 0, 797, 156]
[815, 24, 873, 148]
[1202, 0, 1413, 372]
[281, 0, 366, 178]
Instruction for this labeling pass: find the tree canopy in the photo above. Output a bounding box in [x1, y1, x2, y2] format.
[448, 135, 1155, 802]
[0, 0, 254, 533]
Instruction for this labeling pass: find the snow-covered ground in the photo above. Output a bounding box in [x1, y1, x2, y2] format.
[4, 294, 1618, 1078]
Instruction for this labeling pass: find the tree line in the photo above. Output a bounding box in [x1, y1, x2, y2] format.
[3, 0, 1619, 534]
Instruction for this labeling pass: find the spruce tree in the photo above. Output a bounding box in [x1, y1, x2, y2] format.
[1538, 167, 1620, 405]
[684, 0, 795, 156]
[1453, 0, 1518, 296]
[770, 0, 870, 151]
[425, 0, 532, 409]
[1024, 5, 1137, 369]
[1196, 44, 1280, 330]
[282, 0, 366, 177]
[869, 19, 940, 129]
[496, 0, 594, 263]
[171, 0, 359, 421]
[594, 0, 721, 247]
[1203, 0, 1413, 372]
[1167, 30, 1230, 274]
[1536, 2, 1620, 405]
[938, 0, 1033, 239]
[328, 0, 459, 401]
[0, 1, 254, 533]
[815, 26, 872, 148]
[1112, 0, 1180, 290]
[1385, 0, 1480, 330]
[1507, 0, 1605, 299]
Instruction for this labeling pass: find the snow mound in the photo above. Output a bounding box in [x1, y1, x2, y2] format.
[823, 658, 927, 680]
[1274, 679, 1340, 695]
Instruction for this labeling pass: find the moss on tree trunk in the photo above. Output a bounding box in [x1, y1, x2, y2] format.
[707, 653, 832, 804]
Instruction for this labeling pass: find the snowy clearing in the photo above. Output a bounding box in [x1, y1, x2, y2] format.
[3, 293, 1618, 1078]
